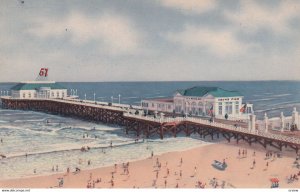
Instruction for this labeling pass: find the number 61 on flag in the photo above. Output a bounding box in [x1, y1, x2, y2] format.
[39, 68, 49, 77]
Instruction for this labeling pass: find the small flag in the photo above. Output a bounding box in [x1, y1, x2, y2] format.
[240, 104, 247, 113]
[39, 68, 49, 77]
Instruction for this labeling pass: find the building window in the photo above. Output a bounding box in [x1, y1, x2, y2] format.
[56, 92, 59, 97]
[23, 93, 25, 98]
[51, 92, 54, 97]
[34, 93, 37, 98]
[218, 102, 222, 115]
[225, 102, 232, 114]
[152, 103, 154, 107]
[62, 92, 64, 98]
[235, 101, 239, 114]
[142, 102, 148, 107]
[28, 93, 31, 98]
[191, 102, 197, 114]
[175, 106, 181, 113]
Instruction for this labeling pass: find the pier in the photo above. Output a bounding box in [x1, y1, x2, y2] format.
[1, 96, 300, 153]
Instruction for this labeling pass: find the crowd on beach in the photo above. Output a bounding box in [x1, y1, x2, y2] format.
[17, 145, 300, 188]
[2, 132, 300, 188]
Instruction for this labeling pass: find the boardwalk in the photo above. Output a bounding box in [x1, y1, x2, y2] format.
[1, 96, 300, 153]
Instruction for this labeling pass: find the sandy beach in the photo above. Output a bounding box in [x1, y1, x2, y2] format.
[1, 140, 300, 189]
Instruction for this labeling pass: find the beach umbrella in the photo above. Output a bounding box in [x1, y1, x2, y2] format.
[270, 178, 279, 183]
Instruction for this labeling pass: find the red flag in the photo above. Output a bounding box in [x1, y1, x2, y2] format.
[39, 68, 49, 77]
[240, 104, 247, 113]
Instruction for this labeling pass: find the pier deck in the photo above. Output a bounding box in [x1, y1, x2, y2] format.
[1, 96, 300, 153]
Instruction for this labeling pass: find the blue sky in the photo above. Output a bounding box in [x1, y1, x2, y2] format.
[0, 0, 299, 82]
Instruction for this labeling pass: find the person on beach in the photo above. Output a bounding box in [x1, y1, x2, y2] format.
[58, 178, 64, 187]
[75, 167, 81, 173]
[266, 162, 269, 170]
[156, 171, 159, 179]
[180, 157, 183, 166]
[223, 159, 226, 167]
[180, 170, 182, 179]
[194, 166, 197, 176]
[164, 180, 167, 188]
[238, 149, 241, 158]
[114, 164, 117, 172]
[0, 138, 2, 143]
[90, 172, 93, 180]
[88, 160, 91, 165]
[110, 140, 113, 148]
[67, 167, 70, 174]
[252, 159, 256, 168]
[167, 168, 170, 177]
[176, 183, 179, 188]
[111, 180, 114, 188]
[56, 165, 58, 171]
[151, 151, 154, 158]
[34, 169, 36, 174]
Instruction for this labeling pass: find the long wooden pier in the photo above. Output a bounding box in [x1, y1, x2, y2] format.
[1, 97, 300, 153]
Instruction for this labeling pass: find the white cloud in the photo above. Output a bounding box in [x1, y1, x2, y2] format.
[159, 0, 216, 14]
[224, 0, 300, 34]
[165, 25, 252, 57]
[27, 12, 142, 55]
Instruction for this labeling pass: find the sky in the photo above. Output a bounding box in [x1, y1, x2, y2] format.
[0, 0, 300, 82]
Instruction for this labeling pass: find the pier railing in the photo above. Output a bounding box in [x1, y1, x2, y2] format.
[123, 113, 300, 145]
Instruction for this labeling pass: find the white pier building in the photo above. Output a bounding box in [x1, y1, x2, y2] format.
[10, 81, 67, 99]
[141, 86, 253, 120]
[9, 68, 67, 99]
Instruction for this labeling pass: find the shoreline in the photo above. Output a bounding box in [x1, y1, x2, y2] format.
[1, 140, 300, 188]
[0, 136, 216, 180]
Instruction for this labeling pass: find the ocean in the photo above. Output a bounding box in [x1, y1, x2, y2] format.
[0, 81, 300, 179]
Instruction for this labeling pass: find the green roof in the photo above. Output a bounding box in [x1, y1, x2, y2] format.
[11, 83, 66, 91]
[176, 86, 242, 98]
